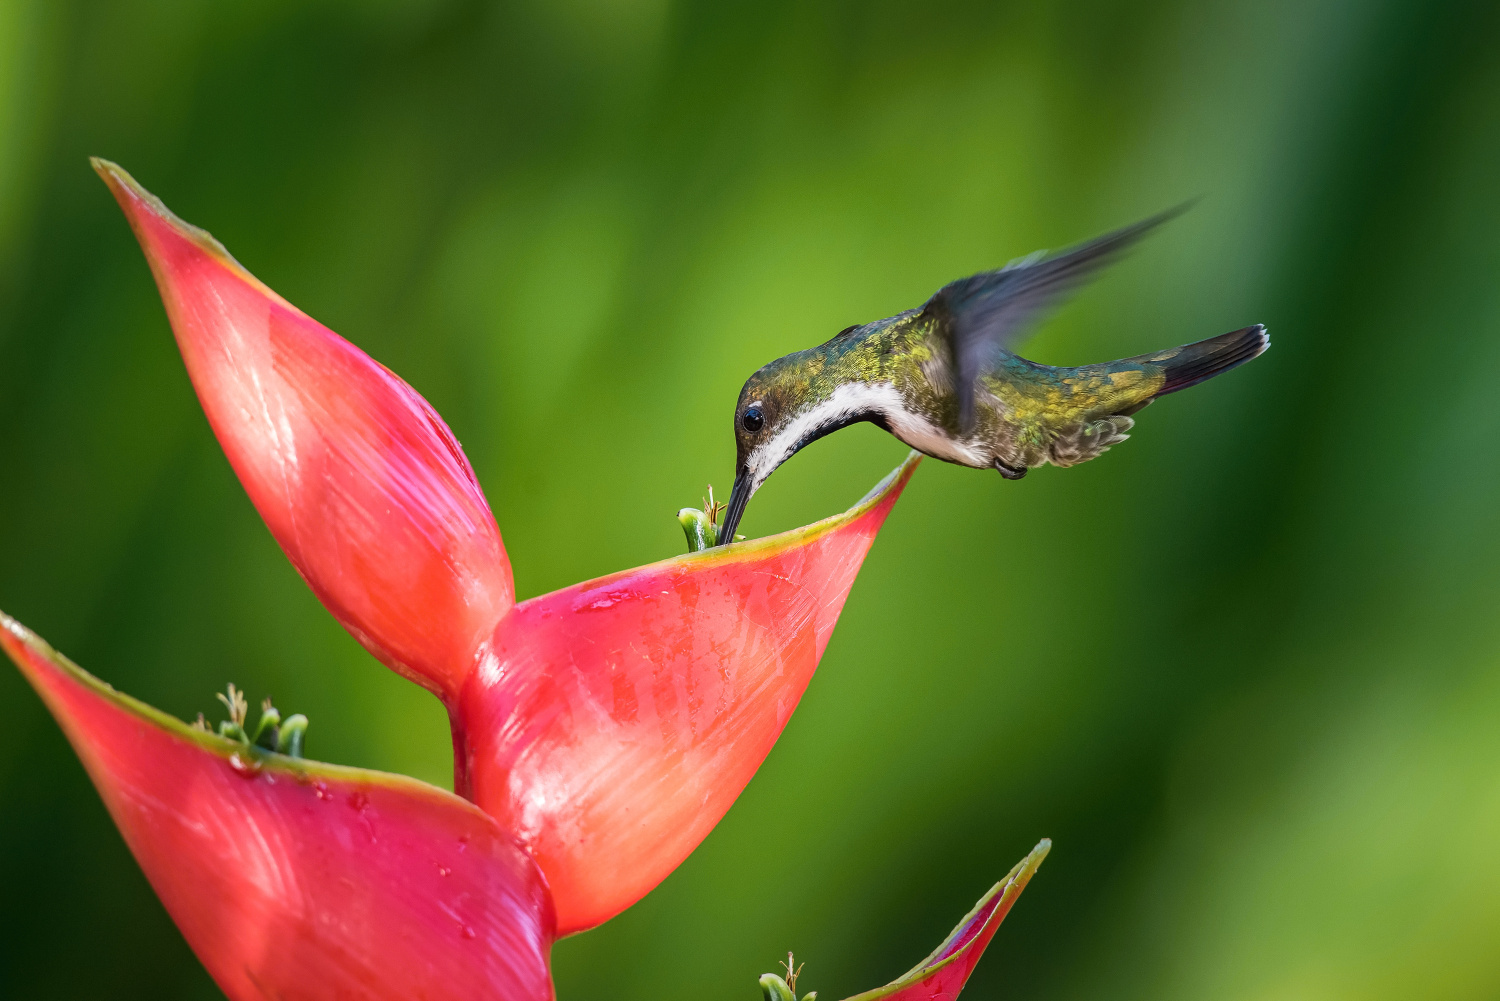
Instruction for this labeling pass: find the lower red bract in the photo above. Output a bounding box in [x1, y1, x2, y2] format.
[2, 616, 555, 1001]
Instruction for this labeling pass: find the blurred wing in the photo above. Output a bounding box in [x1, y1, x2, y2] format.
[923, 206, 1186, 431]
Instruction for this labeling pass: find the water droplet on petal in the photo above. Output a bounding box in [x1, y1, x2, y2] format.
[228, 753, 262, 777]
[461, 925, 476, 940]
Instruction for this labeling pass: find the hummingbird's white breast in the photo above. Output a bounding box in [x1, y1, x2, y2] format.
[885, 407, 992, 468]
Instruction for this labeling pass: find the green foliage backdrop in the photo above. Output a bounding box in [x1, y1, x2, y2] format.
[3, 1, 1500, 997]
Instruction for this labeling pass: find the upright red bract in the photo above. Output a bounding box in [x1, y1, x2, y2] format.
[97, 164, 513, 703]
[95, 159, 917, 932]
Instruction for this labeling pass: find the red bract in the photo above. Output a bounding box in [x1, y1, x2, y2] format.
[1, 614, 553, 1001]
[463, 468, 913, 932]
[847, 840, 1050, 1001]
[95, 159, 918, 933]
[95, 161, 511, 702]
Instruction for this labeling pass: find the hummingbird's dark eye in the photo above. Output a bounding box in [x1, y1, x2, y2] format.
[742, 407, 764, 433]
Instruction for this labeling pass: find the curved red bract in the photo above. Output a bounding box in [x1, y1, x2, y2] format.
[1, 613, 555, 1001]
[96, 160, 513, 704]
[461, 458, 917, 934]
[844, 840, 1050, 1001]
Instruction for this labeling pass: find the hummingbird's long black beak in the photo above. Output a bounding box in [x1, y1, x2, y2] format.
[718, 470, 753, 546]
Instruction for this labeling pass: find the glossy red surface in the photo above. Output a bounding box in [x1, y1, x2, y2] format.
[847, 841, 1050, 1001]
[460, 459, 917, 934]
[96, 160, 513, 703]
[1, 613, 554, 1001]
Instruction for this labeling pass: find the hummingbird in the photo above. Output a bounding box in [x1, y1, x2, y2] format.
[717, 209, 1268, 544]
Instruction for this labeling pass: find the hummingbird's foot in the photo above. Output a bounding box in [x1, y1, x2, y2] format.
[994, 458, 1028, 480]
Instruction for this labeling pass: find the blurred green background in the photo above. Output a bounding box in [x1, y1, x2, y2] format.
[3, 0, 1500, 997]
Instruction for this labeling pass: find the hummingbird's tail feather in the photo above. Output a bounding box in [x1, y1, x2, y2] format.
[1147, 324, 1269, 396]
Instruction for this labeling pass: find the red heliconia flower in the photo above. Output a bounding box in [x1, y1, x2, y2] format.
[3, 610, 1047, 1001]
[6, 159, 1054, 1000]
[93, 159, 919, 934]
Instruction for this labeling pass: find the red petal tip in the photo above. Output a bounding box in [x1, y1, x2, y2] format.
[706, 450, 921, 560]
[844, 840, 1051, 1001]
[92, 158, 258, 287]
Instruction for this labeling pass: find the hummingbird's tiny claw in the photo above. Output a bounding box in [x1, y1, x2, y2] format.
[994, 459, 1028, 480]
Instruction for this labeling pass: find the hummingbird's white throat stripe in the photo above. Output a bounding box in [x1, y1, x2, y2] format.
[747, 380, 991, 487]
[748, 381, 904, 487]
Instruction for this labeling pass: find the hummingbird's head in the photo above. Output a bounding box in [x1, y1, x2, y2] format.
[730, 368, 789, 475]
[717, 365, 792, 545]
[719, 336, 887, 545]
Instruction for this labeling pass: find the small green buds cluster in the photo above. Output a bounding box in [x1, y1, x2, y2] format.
[759, 953, 816, 1001]
[678, 485, 744, 553]
[192, 683, 308, 758]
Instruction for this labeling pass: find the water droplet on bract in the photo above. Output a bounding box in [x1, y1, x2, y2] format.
[348, 791, 369, 812]
[313, 781, 330, 800]
[437, 865, 452, 877]
[461, 925, 476, 940]
[228, 753, 262, 778]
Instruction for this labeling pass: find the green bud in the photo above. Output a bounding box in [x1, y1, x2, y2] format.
[678, 507, 719, 553]
[204, 684, 308, 758]
[277, 714, 308, 758]
[252, 700, 282, 751]
[760, 953, 812, 1001]
[759, 974, 796, 1001]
